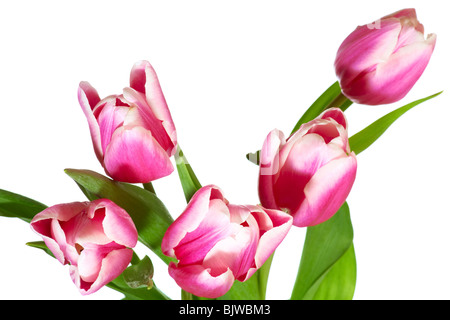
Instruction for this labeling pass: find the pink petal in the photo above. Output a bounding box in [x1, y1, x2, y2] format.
[123, 87, 175, 155]
[92, 199, 138, 248]
[364, 34, 436, 104]
[173, 198, 237, 266]
[318, 108, 348, 130]
[253, 208, 292, 268]
[161, 185, 224, 258]
[335, 19, 401, 88]
[295, 153, 357, 227]
[95, 97, 129, 155]
[258, 129, 285, 210]
[78, 82, 103, 161]
[168, 262, 235, 299]
[103, 126, 174, 183]
[272, 133, 331, 213]
[129, 61, 177, 156]
[78, 247, 133, 295]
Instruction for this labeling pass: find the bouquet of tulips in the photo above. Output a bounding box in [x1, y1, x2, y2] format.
[0, 8, 442, 301]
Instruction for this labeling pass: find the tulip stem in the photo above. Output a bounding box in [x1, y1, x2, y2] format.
[143, 182, 156, 195]
[327, 92, 352, 111]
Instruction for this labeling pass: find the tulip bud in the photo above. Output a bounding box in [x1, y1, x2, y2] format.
[161, 185, 292, 298]
[78, 60, 177, 183]
[30, 199, 138, 295]
[258, 108, 357, 227]
[335, 8, 436, 105]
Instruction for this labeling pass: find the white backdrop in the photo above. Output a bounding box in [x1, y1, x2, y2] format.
[0, 0, 449, 300]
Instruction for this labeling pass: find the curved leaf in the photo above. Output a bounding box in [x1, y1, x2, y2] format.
[0, 189, 47, 223]
[310, 244, 356, 300]
[291, 202, 354, 300]
[349, 91, 443, 155]
[122, 255, 154, 290]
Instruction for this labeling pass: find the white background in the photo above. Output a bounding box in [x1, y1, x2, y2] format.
[0, 0, 449, 300]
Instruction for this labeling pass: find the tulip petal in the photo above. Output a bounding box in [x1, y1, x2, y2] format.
[161, 185, 224, 258]
[366, 34, 436, 104]
[78, 247, 133, 295]
[95, 97, 129, 155]
[252, 207, 292, 268]
[123, 87, 175, 155]
[168, 262, 235, 299]
[294, 154, 357, 227]
[129, 60, 177, 156]
[258, 129, 285, 210]
[78, 82, 103, 161]
[95, 199, 138, 248]
[335, 19, 401, 87]
[103, 126, 174, 183]
[174, 199, 237, 266]
[272, 133, 333, 213]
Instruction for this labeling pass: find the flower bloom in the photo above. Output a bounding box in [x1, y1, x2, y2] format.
[258, 108, 357, 227]
[30, 199, 138, 295]
[335, 8, 436, 105]
[78, 60, 177, 183]
[161, 185, 292, 298]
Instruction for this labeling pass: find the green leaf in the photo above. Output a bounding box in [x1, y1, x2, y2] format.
[122, 255, 154, 290]
[109, 277, 170, 300]
[291, 202, 355, 300]
[26, 241, 55, 258]
[175, 145, 202, 202]
[349, 91, 443, 155]
[0, 189, 47, 223]
[64, 168, 174, 264]
[310, 244, 356, 300]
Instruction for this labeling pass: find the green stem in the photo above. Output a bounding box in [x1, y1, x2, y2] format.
[326, 92, 352, 111]
[142, 182, 156, 195]
[181, 289, 194, 300]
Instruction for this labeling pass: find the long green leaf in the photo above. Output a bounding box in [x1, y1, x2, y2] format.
[310, 244, 356, 300]
[291, 202, 354, 300]
[349, 91, 443, 155]
[64, 168, 174, 264]
[0, 189, 47, 223]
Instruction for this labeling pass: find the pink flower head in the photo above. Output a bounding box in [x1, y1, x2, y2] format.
[78, 60, 177, 183]
[161, 185, 292, 298]
[258, 108, 357, 227]
[335, 8, 436, 105]
[30, 199, 138, 295]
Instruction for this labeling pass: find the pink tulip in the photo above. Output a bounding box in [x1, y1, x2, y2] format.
[78, 60, 177, 183]
[258, 108, 357, 227]
[30, 199, 138, 295]
[335, 8, 436, 105]
[161, 185, 292, 298]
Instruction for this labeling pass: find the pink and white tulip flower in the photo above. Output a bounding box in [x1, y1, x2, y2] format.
[335, 8, 436, 105]
[30, 199, 138, 295]
[78, 60, 177, 183]
[258, 108, 357, 227]
[161, 185, 292, 298]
